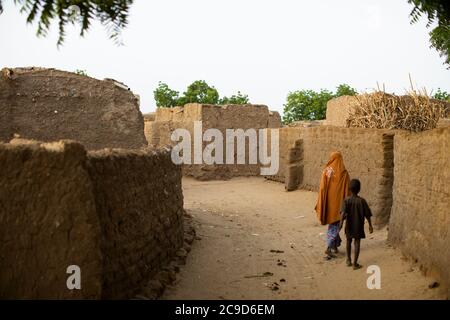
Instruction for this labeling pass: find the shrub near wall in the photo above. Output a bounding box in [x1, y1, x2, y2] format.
[389, 127, 450, 295]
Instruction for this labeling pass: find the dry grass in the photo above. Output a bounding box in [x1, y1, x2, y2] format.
[346, 87, 448, 132]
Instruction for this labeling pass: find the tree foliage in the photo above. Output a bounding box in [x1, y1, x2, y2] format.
[408, 0, 450, 67]
[282, 84, 357, 124]
[154, 81, 250, 108]
[153, 82, 180, 108]
[0, 0, 134, 46]
[178, 80, 220, 105]
[432, 88, 450, 101]
[335, 83, 358, 97]
[219, 91, 249, 105]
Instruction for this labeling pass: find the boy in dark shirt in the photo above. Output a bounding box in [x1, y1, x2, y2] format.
[339, 179, 373, 270]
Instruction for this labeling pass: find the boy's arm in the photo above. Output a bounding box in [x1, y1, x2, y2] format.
[364, 199, 374, 233]
[339, 212, 346, 230]
[339, 200, 347, 230]
[367, 216, 373, 233]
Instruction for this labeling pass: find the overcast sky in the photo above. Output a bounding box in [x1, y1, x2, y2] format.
[1, 0, 449, 114]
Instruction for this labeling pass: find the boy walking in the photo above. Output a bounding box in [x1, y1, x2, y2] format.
[339, 179, 373, 270]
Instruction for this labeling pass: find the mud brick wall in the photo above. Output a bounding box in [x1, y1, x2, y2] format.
[0, 140, 103, 299]
[0, 67, 147, 150]
[388, 127, 450, 294]
[268, 111, 282, 128]
[0, 140, 184, 299]
[146, 103, 282, 180]
[265, 126, 305, 183]
[325, 95, 358, 127]
[272, 126, 394, 226]
[87, 148, 184, 299]
[438, 118, 450, 128]
[0, 90, 12, 141]
[190, 104, 277, 179]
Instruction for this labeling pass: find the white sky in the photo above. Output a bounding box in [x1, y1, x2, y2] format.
[1, 0, 449, 114]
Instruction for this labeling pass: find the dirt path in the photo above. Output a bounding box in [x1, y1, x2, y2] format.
[163, 177, 444, 300]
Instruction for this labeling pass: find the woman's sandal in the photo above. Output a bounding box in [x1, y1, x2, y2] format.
[346, 260, 353, 267]
[324, 249, 336, 258]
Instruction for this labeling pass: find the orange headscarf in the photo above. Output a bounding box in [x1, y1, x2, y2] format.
[315, 151, 350, 225]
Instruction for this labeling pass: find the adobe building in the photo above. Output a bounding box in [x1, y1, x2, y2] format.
[0, 67, 147, 150]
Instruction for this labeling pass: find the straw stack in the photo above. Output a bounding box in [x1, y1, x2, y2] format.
[346, 90, 448, 132]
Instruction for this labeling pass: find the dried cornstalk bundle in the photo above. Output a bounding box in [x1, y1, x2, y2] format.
[346, 90, 448, 132]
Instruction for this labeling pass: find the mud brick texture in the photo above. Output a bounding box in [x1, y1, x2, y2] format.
[388, 127, 450, 296]
[0, 139, 183, 299]
[0, 68, 147, 150]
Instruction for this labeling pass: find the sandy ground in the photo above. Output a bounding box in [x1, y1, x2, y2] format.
[163, 177, 445, 300]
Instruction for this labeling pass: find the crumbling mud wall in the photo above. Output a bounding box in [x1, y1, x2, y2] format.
[0, 87, 12, 141]
[266, 127, 305, 183]
[146, 103, 282, 180]
[0, 67, 147, 150]
[87, 149, 184, 299]
[0, 140, 183, 299]
[0, 140, 102, 299]
[389, 127, 450, 294]
[271, 126, 394, 226]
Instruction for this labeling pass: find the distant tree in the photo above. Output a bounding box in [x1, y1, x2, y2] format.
[282, 84, 357, 124]
[283, 89, 334, 123]
[177, 80, 220, 105]
[408, 0, 450, 67]
[335, 83, 358, 97]
[0, 0, 134, 46]
[74, 69, 88, 76]
[432, 88, 450, 101]
[154, 82, 180, 108]
[219, 91, 250, 104]
[153, 80, 250, 107]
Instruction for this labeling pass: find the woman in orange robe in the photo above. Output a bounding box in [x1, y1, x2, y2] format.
[315, 151, 350, 258]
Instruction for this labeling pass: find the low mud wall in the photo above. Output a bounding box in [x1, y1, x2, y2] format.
[271, 126, 394, 226]
[0, 67, 147, 150]
[87, 149, 184, 299]
[388, 127, 450, 294]
[0, 140, 183, 299]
